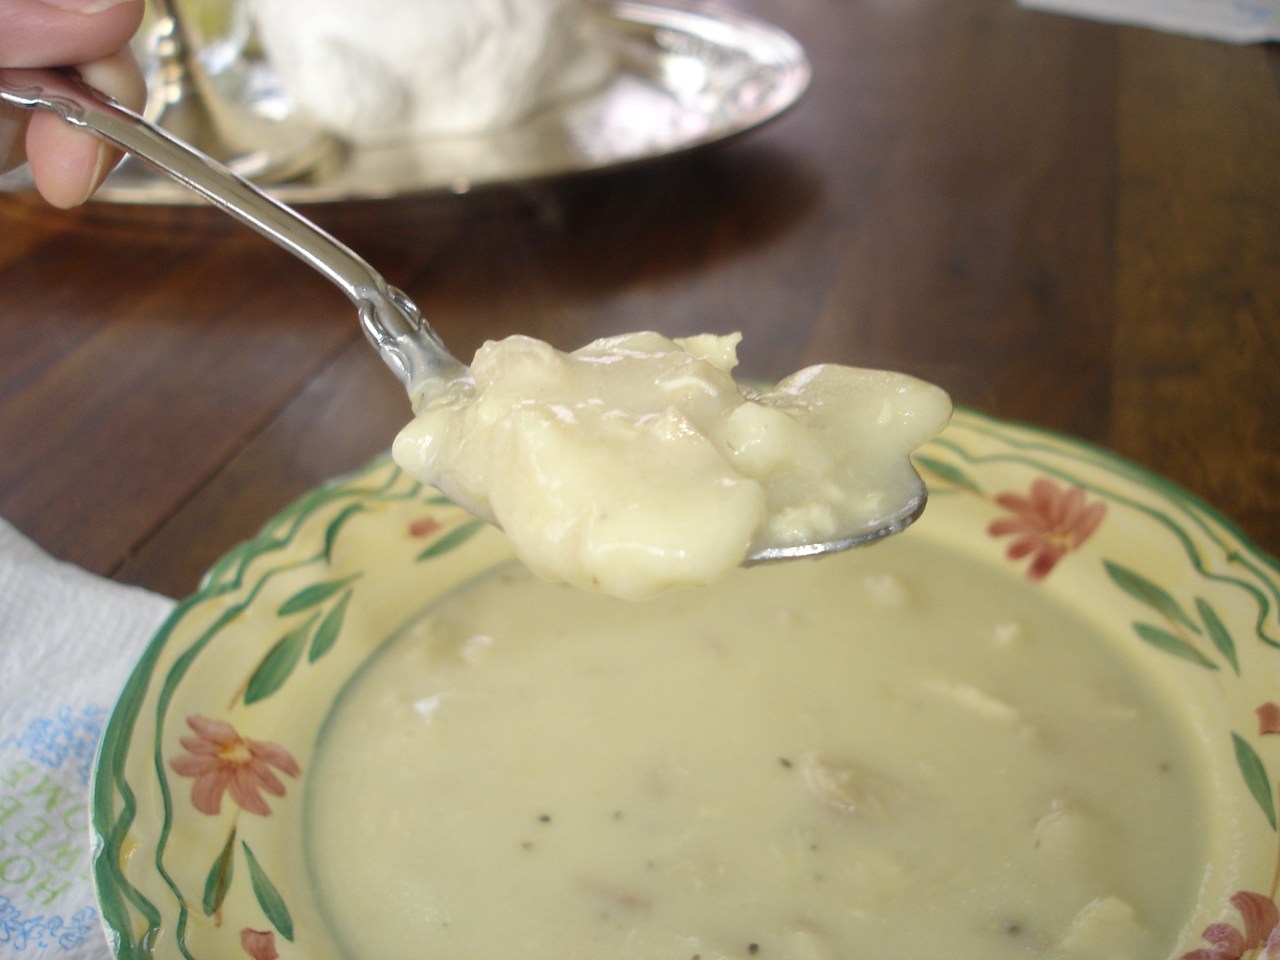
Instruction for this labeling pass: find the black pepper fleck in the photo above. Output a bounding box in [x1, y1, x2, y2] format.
[1004, 922, 1022, 936]
[779, 757, 792, 768]
[539, 814, 551, 822]
[748, 944, 759, 954]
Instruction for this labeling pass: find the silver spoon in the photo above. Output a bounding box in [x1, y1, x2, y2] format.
[0, 65, 925, 563]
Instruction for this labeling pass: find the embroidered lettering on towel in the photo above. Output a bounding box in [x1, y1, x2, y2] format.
[0, 704, 107, 952]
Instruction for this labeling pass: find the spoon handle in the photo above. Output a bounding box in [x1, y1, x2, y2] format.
[0, 66, 467, 403]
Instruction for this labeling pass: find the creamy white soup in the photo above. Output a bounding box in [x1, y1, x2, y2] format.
[306, 535, 1204, 960]
[391, 332, 952, 600]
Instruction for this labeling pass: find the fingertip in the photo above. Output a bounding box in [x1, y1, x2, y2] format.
[26, 112, 118, 208]
[24, 48, 145, 207]
[78, 47, 147, 115]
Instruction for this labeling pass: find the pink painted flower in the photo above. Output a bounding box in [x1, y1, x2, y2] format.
[1181, 891, 1280, 960]
[988, 478, 1106, 580]
[1258, 703, 1280, 736]
[240, 928, 279, 960]
[409, 516, 441, 538]
[169, 715, 300, 816]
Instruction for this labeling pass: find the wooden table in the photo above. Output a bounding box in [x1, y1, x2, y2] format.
[1, 0, 1277, 600]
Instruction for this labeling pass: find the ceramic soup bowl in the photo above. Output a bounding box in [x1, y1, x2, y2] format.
[92, 407, 1280, 960]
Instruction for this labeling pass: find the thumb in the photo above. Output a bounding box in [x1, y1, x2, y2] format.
[25, 48, 147, 207]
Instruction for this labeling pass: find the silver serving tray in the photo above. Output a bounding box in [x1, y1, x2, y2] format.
[1, 2, 809, 206]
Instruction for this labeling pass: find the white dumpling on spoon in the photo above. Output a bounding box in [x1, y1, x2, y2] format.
[394, 332, 951, 600]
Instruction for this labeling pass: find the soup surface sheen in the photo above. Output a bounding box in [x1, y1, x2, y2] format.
[307, 535, 1203, 960]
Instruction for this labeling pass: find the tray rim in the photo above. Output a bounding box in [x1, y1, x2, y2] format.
[0, 0, 812, 208]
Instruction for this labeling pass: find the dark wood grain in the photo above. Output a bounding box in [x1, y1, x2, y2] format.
[0, 0, 1276, 599]
[1111, 28, 1280, 548]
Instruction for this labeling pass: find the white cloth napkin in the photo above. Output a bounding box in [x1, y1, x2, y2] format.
[1020, 0, 1280, 42]
[0, 520, 175, 960]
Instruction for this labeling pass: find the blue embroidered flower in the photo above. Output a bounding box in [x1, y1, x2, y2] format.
[1, 704, 106, 786]
[0, 897, 97, 951]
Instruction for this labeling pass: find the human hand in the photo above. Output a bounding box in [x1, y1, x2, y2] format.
[0, 0, 147, 207]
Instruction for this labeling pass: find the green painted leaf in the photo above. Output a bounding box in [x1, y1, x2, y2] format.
[1132, 622, 1218, 670]
[202, 827, 236, 916]
[244, 614, 318, 705]
[417, 519, 486, 562]
[277, 575, 359, 616]
[242, 841, 294, 941]
[913, 455, 982, 494]
[308, 590, 351, 663]
[1232, 733, 1277, 830]
[1197, 597, 1239, 674]
[1105, 561, 1200, 634]
[424, 495, 455, 506]
[322, 504, 364, 562]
